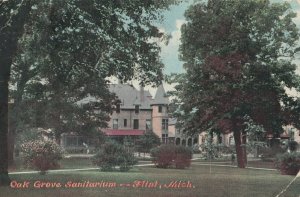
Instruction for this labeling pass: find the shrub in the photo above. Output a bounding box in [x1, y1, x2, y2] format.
[21, 139, 63, 174]
[151, 145, 175, 168]
[150, 144, 192, 169]
[92, 141, 137, 172]
[136, 131, 161, 155]
[260, 146, 285, 160]
[274, 152, 300, 175]
[288, 141, 299, 152]
[174, 146, 193, 169]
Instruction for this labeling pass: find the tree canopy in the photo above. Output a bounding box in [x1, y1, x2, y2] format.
[0, 0, 181, 186]
[171, 0, 300, 168]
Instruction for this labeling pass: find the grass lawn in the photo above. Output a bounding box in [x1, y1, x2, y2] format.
[2, 164, 299, 197]
[9, 156, 153, 172]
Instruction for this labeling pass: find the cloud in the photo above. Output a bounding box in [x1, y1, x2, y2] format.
[159, 19, 186, 74]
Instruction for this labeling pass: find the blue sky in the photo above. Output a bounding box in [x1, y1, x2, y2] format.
[160, 0, 300, 75]
[159, 1, 191, 74]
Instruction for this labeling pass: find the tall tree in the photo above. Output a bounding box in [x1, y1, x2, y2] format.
[0, 0, 33, 185]
[0, 0, 181, 186]
[175, 0, 300, 168]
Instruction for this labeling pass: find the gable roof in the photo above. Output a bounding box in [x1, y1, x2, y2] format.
[109, 84, 152, 109]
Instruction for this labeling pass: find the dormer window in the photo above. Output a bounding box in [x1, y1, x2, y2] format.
[158, 106, 162, 113]
[135, 105, 140, 114]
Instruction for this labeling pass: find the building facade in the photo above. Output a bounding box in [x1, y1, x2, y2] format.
[104, 83, 171, 144]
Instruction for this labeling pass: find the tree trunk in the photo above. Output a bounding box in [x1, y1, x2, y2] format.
[0, 80, 11, 186]
[8, 63, 31, 167]
[233, 129, 246, 168]
[8, 130, 16, 167]
[0, 0, 32, 186]
[242, 131, 247, 165]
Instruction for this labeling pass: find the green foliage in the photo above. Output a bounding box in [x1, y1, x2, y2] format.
[275, 152, 300, 175]
[1, 0, 180, 185]
[16, 128, 43, 144]
[20, 139, 63, 174]
[288, 141, 299, 152]
[177, 0, 300, 135]
[260, 146, 285, 160]
[243, 115, 267, 155]
[15, 128, 54, 153]
[136, 131, 161, 154]
[200, 140, 223, 160]
[150, 144, 192, 169]
[170, 0, 300, 168]
[92, 141, 137, 172]
[8, 0, 183, 142]
[174, 145, 193, 169]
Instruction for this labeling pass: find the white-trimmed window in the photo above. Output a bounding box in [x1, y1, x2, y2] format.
[162, 119, 168, 131]
[113, 119, 118, 129]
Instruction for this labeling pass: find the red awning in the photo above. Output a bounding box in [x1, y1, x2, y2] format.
[103, 129, 144, 136]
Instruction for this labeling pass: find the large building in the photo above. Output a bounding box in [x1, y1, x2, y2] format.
[61, 83, 172, 151]
[104, 83, 170, 143]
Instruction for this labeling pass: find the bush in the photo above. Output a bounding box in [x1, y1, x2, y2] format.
[288, 141, 299, 152]
[174, 146, 193, 169]
[136, 131, 161, 155]
[260, 146, 285, 160]
[21, 139, 63, 174]
[92, 141, 137, 172]
[274, 152, 300, 175]
[150, 145, 192, 169]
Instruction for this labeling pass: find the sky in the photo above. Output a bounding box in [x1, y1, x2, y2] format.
[113, 0, 300, 96]
[159, 1, 191, 75]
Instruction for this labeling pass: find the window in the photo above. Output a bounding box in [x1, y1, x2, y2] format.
[135, 105, 139, 114]
[146, 119, 151, 131]
[158, 106, 162, 113]
[133, 119, 139, 129]
[162, 119, 168, 131]
[116, 104, 120, 113]
[124, 119, 127, 127]
[113, 119, 118, 129]
[162, 134, 168, 144]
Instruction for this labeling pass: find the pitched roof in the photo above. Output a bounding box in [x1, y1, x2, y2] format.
[109, 84, 152, 109]
[151, 84, 169, 105]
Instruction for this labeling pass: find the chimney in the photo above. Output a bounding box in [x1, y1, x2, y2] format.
[140, 85, 144, 103]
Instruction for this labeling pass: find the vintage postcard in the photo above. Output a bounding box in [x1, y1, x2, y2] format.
[0, 0, 300, 196]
